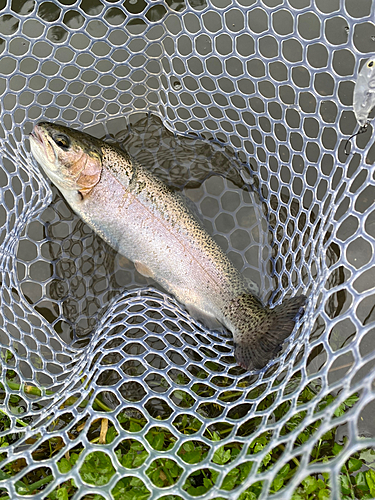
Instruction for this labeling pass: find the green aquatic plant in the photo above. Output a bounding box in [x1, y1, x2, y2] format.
[0, 372, 372, 500]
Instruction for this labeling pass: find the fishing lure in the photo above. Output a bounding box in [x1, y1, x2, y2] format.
[345, 56, 375, 155]
[353, 56, 375, 127]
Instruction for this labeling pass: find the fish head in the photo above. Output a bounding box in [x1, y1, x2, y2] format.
[29, 121, 102, 199]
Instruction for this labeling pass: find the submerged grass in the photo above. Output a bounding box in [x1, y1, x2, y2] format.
[0, 373, 373, 499]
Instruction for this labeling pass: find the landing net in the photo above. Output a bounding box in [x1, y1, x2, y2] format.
[0, 1, 375, 499]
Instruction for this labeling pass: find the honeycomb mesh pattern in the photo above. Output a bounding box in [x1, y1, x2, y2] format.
[0, 0, 375, 498]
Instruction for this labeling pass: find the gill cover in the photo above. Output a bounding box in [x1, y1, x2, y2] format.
[30, 121, 103, 195]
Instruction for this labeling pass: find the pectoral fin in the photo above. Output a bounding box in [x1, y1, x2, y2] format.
[134, 261, 154, 278]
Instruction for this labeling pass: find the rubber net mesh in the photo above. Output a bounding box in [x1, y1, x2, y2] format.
[0, 0, 375, 498]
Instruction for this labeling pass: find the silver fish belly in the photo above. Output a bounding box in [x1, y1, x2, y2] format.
[80, 154, 249, 328]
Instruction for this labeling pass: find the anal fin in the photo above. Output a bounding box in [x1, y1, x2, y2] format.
[186, 304, 228, 334]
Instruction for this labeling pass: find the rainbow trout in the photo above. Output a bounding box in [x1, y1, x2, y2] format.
[29, 121, 306, 371]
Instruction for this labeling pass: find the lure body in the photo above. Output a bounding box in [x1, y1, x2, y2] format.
[353, 57, 375, 127]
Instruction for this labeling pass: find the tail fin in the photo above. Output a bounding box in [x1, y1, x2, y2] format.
[232, 295, 307, 371]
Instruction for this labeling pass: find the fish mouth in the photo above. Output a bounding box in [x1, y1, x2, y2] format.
[29, 123, 56, 174]
[30, 124, 45, 146]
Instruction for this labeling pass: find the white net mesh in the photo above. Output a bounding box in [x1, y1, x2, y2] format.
[0, 0, 375, 498]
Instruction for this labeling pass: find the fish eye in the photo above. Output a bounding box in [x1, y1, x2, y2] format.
[368, 60, 374, 68]
[53, 134, 70, 150]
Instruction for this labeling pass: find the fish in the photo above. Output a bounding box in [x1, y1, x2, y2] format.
[29, 121, 306, 371]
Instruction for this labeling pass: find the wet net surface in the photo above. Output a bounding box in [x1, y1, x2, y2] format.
[0, 0, 375, 499]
